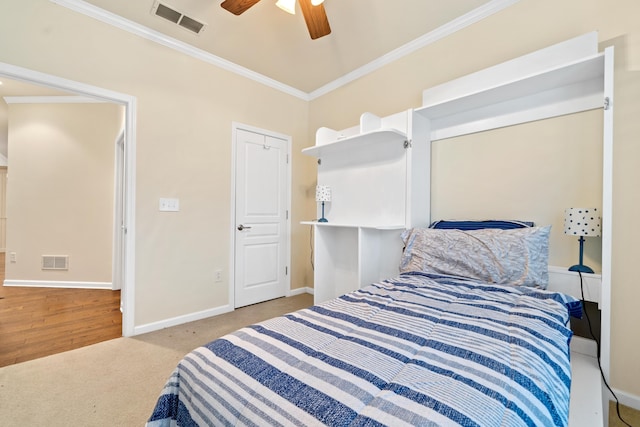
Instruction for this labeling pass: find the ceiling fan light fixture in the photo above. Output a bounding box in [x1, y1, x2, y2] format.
[276, 0, 296, 14]
[311, 0, 324, 5]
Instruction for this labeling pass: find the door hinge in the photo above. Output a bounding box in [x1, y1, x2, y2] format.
[286, 154, 289, 163]
[286, 210, 289, 220]
[403, 139, 412, 149]
[604, 97, 611, 110]
[285, 266, 288, 275]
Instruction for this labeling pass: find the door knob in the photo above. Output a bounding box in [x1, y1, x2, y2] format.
[237, 224, 252, 231]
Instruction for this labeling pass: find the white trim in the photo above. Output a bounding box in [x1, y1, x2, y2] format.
[112, 130, 125, 291]
[134, 291, 313, 335]
[134, 304, 233, 335]
[123, 98, 137, 338]
[229, 126, 237, 310]
[49, 0, 309, 101]
[0, 60, 138, 338]
[599, 44, 615, 393]
[3, 95, 106, 104]
[611, 388, 640, 412]
[287, 287, 313, 297]
[49, 0, 519, 101]
[3, 279, 112, 290]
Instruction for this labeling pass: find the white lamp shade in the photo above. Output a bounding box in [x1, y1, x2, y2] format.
[276, 0, 296, 14]
[315, 185, 331, 202]
[311, 0, 325, 5]
[564, 208, 601, 237]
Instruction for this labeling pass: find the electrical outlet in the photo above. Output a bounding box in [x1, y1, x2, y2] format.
[9, 252, 16, 263]
[215, 270, 222, 282]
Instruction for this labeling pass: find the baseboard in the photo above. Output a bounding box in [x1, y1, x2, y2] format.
[611, 388, 640, 412]
[288, 286, 314, 296]
[135, 289, 314, 335]
[133, 304, 234, 336]
[3, 279, 112, 290]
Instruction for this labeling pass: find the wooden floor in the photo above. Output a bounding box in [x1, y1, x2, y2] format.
[0, 253, 122, 367]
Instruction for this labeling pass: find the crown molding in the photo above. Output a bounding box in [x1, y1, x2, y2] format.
[49, 0, 519, 101]
[49, 0, 310, 101]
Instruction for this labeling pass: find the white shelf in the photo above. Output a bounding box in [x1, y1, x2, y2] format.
[417, 54, 604, 119]
[301, 129, 407, 158]
[547, 266, 601, 304]
[415, 53, 605, 141]
[301, 221, 405, 230]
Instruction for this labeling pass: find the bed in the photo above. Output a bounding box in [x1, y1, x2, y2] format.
[147, 225, 582, 427]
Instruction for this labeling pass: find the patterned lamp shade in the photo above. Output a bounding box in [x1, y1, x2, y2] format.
[564, 208, 601, 237]
[315, 185, 331, 202]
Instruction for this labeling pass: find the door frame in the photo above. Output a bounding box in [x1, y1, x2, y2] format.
[112, 129, 125, 291]
[0, 60, 137, 337]
[229, 122, 291, 309]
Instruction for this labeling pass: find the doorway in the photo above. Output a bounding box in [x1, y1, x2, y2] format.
[231, 123, 291, 308]
[0, 61, 136, 337]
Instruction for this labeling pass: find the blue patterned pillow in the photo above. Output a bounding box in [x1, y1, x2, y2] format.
[400, 226, 550, 288]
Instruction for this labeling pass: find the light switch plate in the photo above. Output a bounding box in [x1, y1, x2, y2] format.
[159, 198, 179, 212]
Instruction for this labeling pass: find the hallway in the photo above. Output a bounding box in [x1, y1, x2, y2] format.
[0, 254, 121, 367]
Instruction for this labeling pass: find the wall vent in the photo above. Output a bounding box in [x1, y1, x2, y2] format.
[151, 1, 207, 35]
[42, 255, 69, 271]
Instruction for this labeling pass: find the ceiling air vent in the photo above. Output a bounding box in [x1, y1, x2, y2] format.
[42, 255, 69, 271]
[151, 1, 207, 35]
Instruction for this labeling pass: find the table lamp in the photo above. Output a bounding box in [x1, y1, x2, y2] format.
[564, 207, 601, 273]
[315, 185, 331, 223]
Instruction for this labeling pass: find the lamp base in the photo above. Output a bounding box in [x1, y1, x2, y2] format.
[568, 264, 595, 274]
[317, 218, 328, 223]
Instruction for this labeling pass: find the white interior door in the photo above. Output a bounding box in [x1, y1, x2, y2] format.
[234, 127, 289, 308]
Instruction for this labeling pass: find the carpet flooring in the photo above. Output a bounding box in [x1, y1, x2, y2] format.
[610, 401, 640, 427]
[0, 293, 313, 426]
[1, 291, 638, 426]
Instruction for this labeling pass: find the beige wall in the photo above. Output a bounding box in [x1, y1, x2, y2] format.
[431, 111, 603, 271]
[5, 103, 121, 283]
[0, 101, 7, 160]
[309, 0, 640, 400]
[0, 0, 312, 326]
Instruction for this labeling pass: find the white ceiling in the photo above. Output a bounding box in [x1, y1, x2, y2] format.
[79, 0, 495, 94]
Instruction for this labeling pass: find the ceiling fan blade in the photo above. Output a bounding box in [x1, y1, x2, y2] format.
[220, 0, 261, 15]
[298, 0, 331, 40]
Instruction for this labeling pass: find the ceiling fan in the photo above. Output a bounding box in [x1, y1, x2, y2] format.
[220, 0, 331, 40]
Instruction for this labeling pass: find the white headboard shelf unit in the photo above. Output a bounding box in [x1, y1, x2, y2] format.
[415, 32, 606, 141]
[304, 33, 613, 422]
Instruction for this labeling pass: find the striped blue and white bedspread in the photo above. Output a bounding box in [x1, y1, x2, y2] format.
[147, 272, 580, 427]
